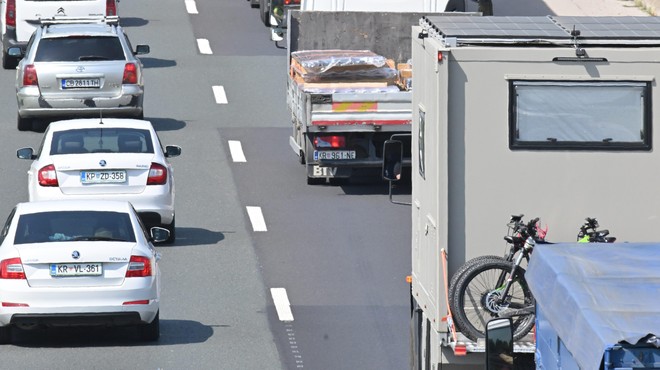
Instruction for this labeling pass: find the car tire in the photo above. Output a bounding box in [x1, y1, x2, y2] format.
[0, 325, 12, 344]
[139, 311, 159, 342]
[2, 51, 16, 70]
[17, 114, 32, 131]
[161, 216, 176, 244]
[260, 0, 271, 26]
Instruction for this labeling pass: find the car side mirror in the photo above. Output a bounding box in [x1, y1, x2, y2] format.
[17, 147, 36, 160]
[165, 145, 181, 158]
[485, 318, 515, 370]
[149, 226, 170, 243]
[382, 140, 403, 181]
[135, 44, 150, 55]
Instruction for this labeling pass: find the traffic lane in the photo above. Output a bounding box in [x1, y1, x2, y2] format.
[190, 0, 285, 56]
[224, 127, 412, 370]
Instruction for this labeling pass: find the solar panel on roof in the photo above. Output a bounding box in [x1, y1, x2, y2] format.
[422, 15, 660, 41]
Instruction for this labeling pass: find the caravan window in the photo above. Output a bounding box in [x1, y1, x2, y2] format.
[509, 81, 651, 151]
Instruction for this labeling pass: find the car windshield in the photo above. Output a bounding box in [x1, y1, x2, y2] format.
[35, 36, 125, 62]
[14, 211, 136, 244]
[50, 128, 154, 155]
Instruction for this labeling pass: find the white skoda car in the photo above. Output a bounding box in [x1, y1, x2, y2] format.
[17, 118, 181, 243]
[0, 200, 166, 343]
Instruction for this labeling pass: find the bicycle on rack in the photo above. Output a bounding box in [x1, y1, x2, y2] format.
[577, 217, 616, 243]
[447, 215, 544, 342]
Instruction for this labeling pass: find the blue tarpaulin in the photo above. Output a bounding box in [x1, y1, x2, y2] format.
[526, 243, 660, 370]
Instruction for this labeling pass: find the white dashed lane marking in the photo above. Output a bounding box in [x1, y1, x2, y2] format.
[212, 86, 228, 104]
[197, 38, 212, 54]
[270, 288, 294, 322]
[228, 140, 247, 162]
[185, 0, 198, 14]
[246, 206, 267, 232]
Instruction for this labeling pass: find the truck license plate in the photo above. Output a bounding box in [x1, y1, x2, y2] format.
[314, 150, 356, 160]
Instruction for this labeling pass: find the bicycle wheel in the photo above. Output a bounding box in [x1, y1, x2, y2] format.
[447, 255, 503, 320]
[451, 258, 535, 342]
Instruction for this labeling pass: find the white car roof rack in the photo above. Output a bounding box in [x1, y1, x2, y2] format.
[39, 16, 120, 26]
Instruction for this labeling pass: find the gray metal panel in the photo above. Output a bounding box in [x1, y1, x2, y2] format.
[422, 15, 660, 40]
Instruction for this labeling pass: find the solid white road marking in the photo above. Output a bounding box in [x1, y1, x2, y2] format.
[228, 140, 247, 162]
[212, 86, 228, 104]
[246, 206, 267, 232]
[271, 288, 294, 322]
[184, 0, 198, 14]
[197, 38, 212, 54]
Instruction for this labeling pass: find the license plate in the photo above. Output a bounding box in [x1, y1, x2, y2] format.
[80, 170, 127, 184]
[314, 150, 356, 160]
[62, 78, 101, 89]
[50, 263, 103, 277]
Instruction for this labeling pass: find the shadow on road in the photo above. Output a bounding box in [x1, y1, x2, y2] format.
[119, 17, 149, 28]
[167, 227, 225, 247]
[10, 319, 215, 348]
[149, 117, 187, 132]
[140, 57, 177, 69]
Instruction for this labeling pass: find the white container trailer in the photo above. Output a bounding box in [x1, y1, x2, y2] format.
[403, 15, 660, 369]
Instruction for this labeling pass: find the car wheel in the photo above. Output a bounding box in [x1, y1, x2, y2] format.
[0, 325, 12, 344]
[260, 0, 271, 26]
[2, 51, 16, 70]
[139, 311, 159, 342]
[17, 114, 32, 131]
[161, 216, 176, 244]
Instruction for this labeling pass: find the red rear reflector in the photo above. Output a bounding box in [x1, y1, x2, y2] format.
[314, 135, 346, 148]
[125, 255, 152, 277]
[122, 63, 138, 84]
[38, 164, 58, 187]
[0, 258, 25, 279]
[23, 65, 38, 86]
[106, 0, 117, 16]
[454, 344, 467, 356]
[6, 0, 15, 27]
[2, 302, 28, 307]
[437, 51, 443, 62]
[123, 300, 149, 305]
[147, 163, 167, 185]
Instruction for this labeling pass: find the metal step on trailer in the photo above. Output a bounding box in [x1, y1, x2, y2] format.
[442, 331, 536, 355]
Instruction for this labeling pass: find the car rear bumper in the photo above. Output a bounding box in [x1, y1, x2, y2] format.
[17, 85, 144, 119]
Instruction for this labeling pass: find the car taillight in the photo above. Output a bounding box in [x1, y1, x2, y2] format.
[106, 0, 117, 16]
[38, 164, 58, 187]
[125, 255, 152, 277]
[284, 0, 300, 4]
[122, 63, 138, 84]
[6, 0, 15, 27]
[0, 258, 25, 280]
[314, 135, 346, 148]
[147, 163, 167, 185]
[123, 300, 149, 305]
[23, 65, 38, 86]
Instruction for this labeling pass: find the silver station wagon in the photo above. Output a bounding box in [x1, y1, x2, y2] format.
[11, 16, 149, 131]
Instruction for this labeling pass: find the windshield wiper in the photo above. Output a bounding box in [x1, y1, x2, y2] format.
[78, 55, 110, 61]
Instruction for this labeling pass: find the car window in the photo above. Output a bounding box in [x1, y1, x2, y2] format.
[0, 207, 17, 245]
[50, 128, 155, 155]
[14, 211, 136, 244]
[34, 36, 125, 62]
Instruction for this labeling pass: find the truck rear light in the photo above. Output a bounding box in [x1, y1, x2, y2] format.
[106, 0, 117, 16]
[2, 302, 28, 307]
[23, 65, 38, 86]
[6, 0, 15, 27]
[122, 63, 138, 84]
[123, 300, 149, 305]
[125, 255, 152, 277]
[0, 258, 25, 280]
[314, 135, 346, 148]
[284, 0, 300, 4]
[146, 163, 167, 185]
[38, 164, 59, 187]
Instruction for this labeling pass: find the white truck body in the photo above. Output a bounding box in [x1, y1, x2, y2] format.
[287, 11, 441, 183]
[408, 15, 660, 369]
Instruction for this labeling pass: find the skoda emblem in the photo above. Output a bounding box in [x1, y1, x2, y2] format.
[76, 66, 85, 73]
[57, 7, 66, 15]
[99, 160, 107, 167]
[72, 250, 80, 260]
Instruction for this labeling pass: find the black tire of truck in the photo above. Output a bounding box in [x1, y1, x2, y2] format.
[447, 254, 504, 322]
[451, 258, 535, 342]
